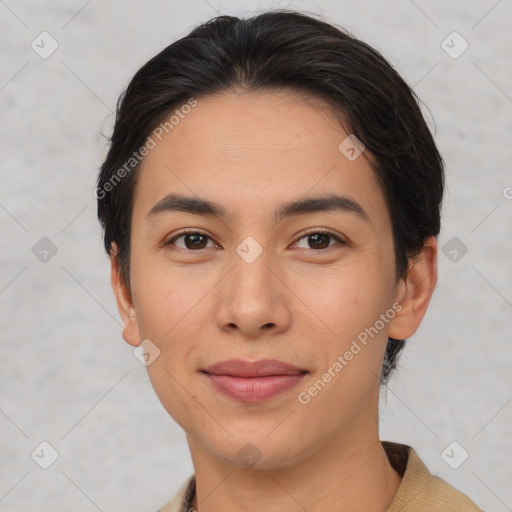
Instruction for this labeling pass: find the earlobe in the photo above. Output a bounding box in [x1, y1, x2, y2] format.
[388, 236, 438, 340]
[110, 243, 141, 347]
[121, 314, 141, 348]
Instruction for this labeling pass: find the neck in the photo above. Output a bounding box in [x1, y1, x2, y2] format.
[187, 427, 402, 512]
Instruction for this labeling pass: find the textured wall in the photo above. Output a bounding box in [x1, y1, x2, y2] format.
[0, 0, 510, 510]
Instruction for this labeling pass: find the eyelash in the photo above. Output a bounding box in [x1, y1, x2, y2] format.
[165, 228, 347, 252]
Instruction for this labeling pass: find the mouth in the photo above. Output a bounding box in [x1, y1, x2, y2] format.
[201, 359, 308, 403]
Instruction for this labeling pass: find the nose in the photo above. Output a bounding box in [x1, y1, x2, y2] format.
[214, 249, 293, 339]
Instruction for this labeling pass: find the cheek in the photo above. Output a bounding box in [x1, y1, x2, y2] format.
[291, 261, 390, 340]
[130, 254, 210, 378]
[291, 258, 394, 401]
[130, 251, 201, 339]
[145, 354, 204, 434]
[135, 269, 204, 428]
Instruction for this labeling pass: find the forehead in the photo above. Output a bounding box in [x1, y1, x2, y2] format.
[133, 89, 386, 224]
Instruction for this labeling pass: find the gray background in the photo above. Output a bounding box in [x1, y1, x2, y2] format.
[1, 0, 511, 510]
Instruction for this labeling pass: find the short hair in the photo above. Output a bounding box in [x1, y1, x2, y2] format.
[96, 10, 445, 385]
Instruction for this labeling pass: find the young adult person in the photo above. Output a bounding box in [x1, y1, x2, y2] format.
[96, 10, 484, 512]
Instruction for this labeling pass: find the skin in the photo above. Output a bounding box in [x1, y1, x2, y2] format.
[111, 89, 438, 512]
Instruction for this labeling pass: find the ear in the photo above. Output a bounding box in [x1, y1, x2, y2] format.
[110, 243, 141, 347]
[388, 235, 438, 340]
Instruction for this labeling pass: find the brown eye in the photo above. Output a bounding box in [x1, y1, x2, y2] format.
[294, 231, 344, 250]
[167, 232, 215, 250]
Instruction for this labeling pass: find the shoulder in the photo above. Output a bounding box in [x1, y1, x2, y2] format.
[156, 474, 195, 512]
[383, 441, 485, 512]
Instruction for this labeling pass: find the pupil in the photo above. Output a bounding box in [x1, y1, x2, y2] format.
[310, 233, 329, 249]
[186, 234, 206, 249]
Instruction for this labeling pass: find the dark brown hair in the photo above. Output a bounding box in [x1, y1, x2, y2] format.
[96, 10, 444, 384]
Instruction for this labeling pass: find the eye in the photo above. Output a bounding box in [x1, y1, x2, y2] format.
[165, 229, 346, 252]
[293, 230, 345, 250]
[166, 230, 217, 250]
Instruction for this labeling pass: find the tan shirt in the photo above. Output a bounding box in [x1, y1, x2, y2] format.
[157, 441, 485, 512]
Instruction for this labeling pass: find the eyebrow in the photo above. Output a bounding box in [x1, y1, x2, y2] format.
[146, 192, 370, 223]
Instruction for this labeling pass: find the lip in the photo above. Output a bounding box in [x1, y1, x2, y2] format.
[202, 359, 308, 403]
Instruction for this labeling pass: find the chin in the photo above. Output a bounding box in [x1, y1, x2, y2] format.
[205, 434, 305, 471]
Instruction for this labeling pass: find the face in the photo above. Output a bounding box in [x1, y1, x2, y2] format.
[112, 89, 432, 470]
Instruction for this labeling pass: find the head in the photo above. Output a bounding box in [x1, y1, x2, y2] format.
[97, 11, 442, 468]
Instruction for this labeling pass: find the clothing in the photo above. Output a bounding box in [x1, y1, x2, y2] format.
[156, 440, 485, 512]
